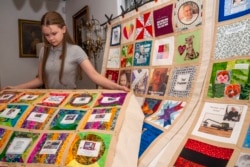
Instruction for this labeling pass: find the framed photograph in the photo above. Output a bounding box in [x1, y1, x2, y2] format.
[73, 6, 89, 47]
[18, 19, 43, 58]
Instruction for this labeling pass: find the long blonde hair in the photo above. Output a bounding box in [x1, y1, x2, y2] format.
[41, 11, 75, 88]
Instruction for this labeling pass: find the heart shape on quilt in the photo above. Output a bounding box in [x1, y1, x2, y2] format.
[123, 24, 134, 40]
[178, 45, 186, 55]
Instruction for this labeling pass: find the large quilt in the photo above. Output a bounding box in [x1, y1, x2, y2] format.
[101, 0, 250, 166]
[0, 89, 144, 167]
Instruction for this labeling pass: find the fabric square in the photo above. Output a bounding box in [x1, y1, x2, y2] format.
[218, 0, 250, 22]
[64, 93, 98, 109]
[131, 68, 149, 95]
[174, 0, 203, 31]
[83, 108, 120, 130]
[10, 92, 45, 104]
[134, 41, 152, 66]
[0, 104, 29, 127]
[121, 43, 134, 67]
[135, 11, 154, 40]
[121, 19, 135, 43]
[17, 105, 56, 130]
[0, 91, 21, 104]
[0, 131, 39, 163]
[214, 19, 250, 60]
[27, 133, 72, 165]
[107, 47, 121, 68]
[146, 100, 186, 129]
[94, 92, 127, 107]
[110, 24, 121, 46]
[175, 30, 201, 64]
[207, 59, 250, 100]
[192, 102, 247, 144]
[152, 36, 175, 66]
[168, 66, 196, 98]
[49, 109, 87, 130]
[174, 139, 234, 167]
[139, 122, 163, 157]
[65, 133, 112, 166]
[141, 98, 162, 117]
[153, 4, 174, 37]
[118, 69, 131, 89]
[147, 68, 169, 96]
[105, 69, 119, 83]
[38, 92, 69, 107]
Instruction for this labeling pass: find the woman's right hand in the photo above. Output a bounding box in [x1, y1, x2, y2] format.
[2, 86, 16, 90]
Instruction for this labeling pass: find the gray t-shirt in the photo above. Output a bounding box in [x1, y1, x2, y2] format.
[39, 43, 88, 89]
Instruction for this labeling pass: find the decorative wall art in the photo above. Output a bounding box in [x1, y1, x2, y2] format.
[18, 19, 42, 58]
[72, 6, 89, 47]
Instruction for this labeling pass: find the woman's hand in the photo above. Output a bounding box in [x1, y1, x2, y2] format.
[2, 86, 16, 90]
[118, 85, 130, 92]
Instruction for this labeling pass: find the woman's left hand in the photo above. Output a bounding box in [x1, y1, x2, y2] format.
[119, 85, 130, 92]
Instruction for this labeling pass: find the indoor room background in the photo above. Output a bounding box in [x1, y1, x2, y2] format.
[0, 0, 121, 89]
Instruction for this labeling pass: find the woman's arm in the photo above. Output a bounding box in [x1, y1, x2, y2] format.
[4, 78, 43, 89]
[80, 59, 129, 92]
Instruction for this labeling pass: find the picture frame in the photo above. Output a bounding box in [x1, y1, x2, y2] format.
[72, 6, 89, 47]
[18, 19, 43, 58]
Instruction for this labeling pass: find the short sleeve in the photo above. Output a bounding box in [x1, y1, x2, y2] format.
[38, 47, 44, 62]
[68, 44, 88, 64]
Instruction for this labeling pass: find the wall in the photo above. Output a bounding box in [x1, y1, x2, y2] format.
[0, 0, 120, 89]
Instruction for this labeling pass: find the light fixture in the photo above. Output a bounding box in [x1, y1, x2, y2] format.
[81, 16, 107, 70]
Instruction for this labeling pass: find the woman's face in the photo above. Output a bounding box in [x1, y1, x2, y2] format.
[42, 24, 66, 47]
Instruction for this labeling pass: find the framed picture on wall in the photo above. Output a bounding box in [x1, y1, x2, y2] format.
[18, 19, 43, 58]
[73, 6, 89, 48]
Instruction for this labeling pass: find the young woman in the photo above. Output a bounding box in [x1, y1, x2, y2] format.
[4, 11, 129, 91]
